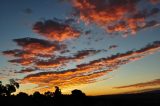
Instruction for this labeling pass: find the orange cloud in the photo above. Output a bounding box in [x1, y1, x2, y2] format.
[2, 37, 103, 71]
[33, 20, 81, 41]
[36, 61, 62, 69]
[21, 69, 110, 94]
[114, 79, 160, 89]
[13, 37, 63, 56]
[71, 0, 160, 36]
[9, 58, 34, 66]
[35, 50, 101, 69]
[20, 41, 160, 92]
[3, 38, 66, 66]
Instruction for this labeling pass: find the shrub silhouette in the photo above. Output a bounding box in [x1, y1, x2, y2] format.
[33, 91, 42, 97]
[44, 91, 54, 97]
[71, 89, 86, 97]
[17, 92, 29, 97]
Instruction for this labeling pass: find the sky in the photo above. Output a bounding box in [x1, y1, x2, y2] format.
[0, 0, 160, 96]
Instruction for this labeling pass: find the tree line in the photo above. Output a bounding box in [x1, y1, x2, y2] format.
[0, 80, 85, 97]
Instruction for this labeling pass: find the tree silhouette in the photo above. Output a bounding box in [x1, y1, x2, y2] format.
[54, 86, 62, 97]
[9, 79, 19, 88]
[5, 84, 16, 96]
[0, 81, 6, 96]
[0, 79, 19, 96]
[6, 79, 19, 96]
[0, 81, 159, 106]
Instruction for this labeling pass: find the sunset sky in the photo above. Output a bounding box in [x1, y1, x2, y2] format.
[0, 0, 160, 96]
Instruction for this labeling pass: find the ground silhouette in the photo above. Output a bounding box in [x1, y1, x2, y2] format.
[0, 80, 160, 106]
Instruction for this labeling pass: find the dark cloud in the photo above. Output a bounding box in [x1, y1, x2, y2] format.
[14, 37, 54, 47]
[73, 50, 101, 59]
[64, 18, 76, 24]
[13, 37, 66, 55]
[108, 45, 118, 50]
[33, 20, 81, 41]
[150, 8, 160, 15]
[139, 20, 160, 30]
[85, 30, 91, 35]
[2, 49, 24, 57]
[16, 68, 36, 73]
[23, 8, 33, 14]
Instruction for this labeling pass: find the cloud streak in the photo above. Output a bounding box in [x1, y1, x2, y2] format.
[3, 37, 66, 66]
[20, 41, 160, 92]
[2, 37, 104, 71]
[35, 49, 101, 69]
[16, 68, 36, 73]
[114, 79, 160, 89]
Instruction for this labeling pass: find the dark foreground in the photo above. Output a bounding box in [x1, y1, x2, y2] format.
[0, 93, 160, 106]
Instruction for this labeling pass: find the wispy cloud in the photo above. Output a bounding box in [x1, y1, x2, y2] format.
[114, 79, 160, 89]
[2, 37, 105, 72]
[16, 68, 36, 74]
[20, 41, 160, 92]
[3, 37, 66, 66]
[35, 49, 101, 69]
